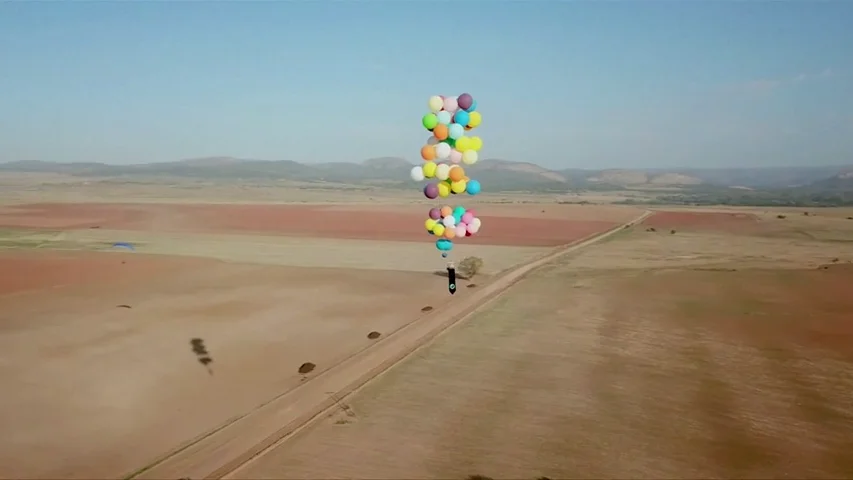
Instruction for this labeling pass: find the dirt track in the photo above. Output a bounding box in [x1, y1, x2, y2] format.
[131, 210, 651, 479]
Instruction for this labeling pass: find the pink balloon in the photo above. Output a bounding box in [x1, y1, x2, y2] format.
[443, 96, 458, 113]
[461, 212, 474, 224]
[466, 222, 476, 234]
[455, 224, 467, 237]
[449, 149, 462, 164]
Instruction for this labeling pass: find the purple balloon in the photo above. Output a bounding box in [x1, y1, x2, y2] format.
[424, 183, 439, 199]
[457, 93, 473, 110]
[429, 207, 441, 220]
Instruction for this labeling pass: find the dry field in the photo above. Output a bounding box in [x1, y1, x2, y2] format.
[0, 178, 636, 479]
[232, 208, 853, 479]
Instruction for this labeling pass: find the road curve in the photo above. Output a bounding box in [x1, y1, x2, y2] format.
[131, 210, 651, 480]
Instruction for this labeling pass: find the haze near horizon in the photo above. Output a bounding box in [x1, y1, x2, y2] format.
[1, 1, 851, 169]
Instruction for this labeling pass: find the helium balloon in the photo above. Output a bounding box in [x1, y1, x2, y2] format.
[433, 224, 446, 237]
[435, 163, 451, 181]
[466, 179, 481, 195]
[440, 205, 452, 217]
[453, 205, 466, 218]
[437, 182, 451, 197]
[471, 217, 482, 229]
[470, 136, 483, 151]
[443, 96, 458, 113]
[448, 123, 464, 140]
[427, 136, 439, 146]
[435, 142, 451, 160]
[421, 145, 436, 161]
[436, 238, 453, 251]
[424, 182, 439, 199]
[462, 150, 478, 165]
[423, 114, 438, 130]
[428, 95, 443, 113]
[442, 252, 448, 258]
[449, 149, 462, 164]
[457, 93, 473, 110]
[436, 111, 452, 125]
[462, 212, 474, 224]
[466, 99, 477, 112]
[445, 227, 456, 239]
[429, 207, 441, 220]
[425, 218, 437, 231]
[433, 123, 449, 141]
[456, 136, 471, 152]
[450, 180, 467, 194]
[448, 165, 465, 182]
[423, 161, 437, 178]
[442, 216, 456, 228]
[468, 111, 482, 128]
[454, 224, 467, 237]
[453, 110, 470, 128]
[410, 166, 425, 182]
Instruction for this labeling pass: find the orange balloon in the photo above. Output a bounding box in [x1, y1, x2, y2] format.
[420, 145, 436, 161]
[433, 124, 449, 141]
[444, 227, 456, 239]
[448, 165, 465, 182]
[463, 176, 470, 182]
[440, 206, 453, 217]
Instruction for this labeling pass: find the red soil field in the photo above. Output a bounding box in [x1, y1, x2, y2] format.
[0, 250, 213, 296]
[0, 203, 617, 247]
[642, 210, 761, 232]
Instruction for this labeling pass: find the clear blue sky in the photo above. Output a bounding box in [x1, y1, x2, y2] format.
[1, 1, 851, 169]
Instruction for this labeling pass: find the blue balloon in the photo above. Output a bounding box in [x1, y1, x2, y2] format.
[453, 110, 470, 127]
[441, 252, 448, 258]
[436, 239, 453, 251]
[466, 100, 477, 112]
[466, 179, 481, 195]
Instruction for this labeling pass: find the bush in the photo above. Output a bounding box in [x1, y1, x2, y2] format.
[457, 256, 485, 279]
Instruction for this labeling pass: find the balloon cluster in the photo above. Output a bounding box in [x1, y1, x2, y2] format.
[410, 93, 484, 256]
[425, 205, 482, 253]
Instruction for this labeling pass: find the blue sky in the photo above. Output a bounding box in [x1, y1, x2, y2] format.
[1, 1, 851, 169]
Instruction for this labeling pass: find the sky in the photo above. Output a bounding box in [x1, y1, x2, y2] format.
[1, 1, 852, 169]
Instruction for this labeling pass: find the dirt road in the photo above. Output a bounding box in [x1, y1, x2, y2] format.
[132, 211, 651, 480]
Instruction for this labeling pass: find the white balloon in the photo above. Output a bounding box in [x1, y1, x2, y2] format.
[469, 223, 480, 234]
[427, 136, 439, 146]
[435, 163, 451, 181]
[442, 216, 456, 227]
[462, 150, 478, 165]
[428, 95, 443, 113]
[434, 142, 451, 160]
[436, 111, 452, 125]
[471, 217, 482, 229]
[410, 165, 425, 182]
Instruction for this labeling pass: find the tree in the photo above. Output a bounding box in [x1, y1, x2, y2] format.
[457, 256, 485, 279]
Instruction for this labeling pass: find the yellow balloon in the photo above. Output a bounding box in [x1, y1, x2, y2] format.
[425, 218, 437, 232]
[471, 136, 483, 151]
[422, 161, 437, 178]
[432, 223, 445, 236]
[456, 136, 470, 152]
[468, 111, 482, 128]
[437, 182, 451, 197]
[451, 180, 467, 194]
[462, 150, 479, 165]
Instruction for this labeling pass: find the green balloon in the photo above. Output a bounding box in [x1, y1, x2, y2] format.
[422, 114, 438, 130]
[444, 137, 456, 147]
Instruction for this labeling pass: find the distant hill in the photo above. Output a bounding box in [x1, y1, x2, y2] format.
[1, 157, 852, 193]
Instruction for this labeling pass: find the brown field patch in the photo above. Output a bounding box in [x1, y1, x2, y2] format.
[0, 250, 440, 479]
[234, 260, 853, 479]
[0, 203, 621, 247]
[643, 210, 761, 233]
[0, 250, 210, 296]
